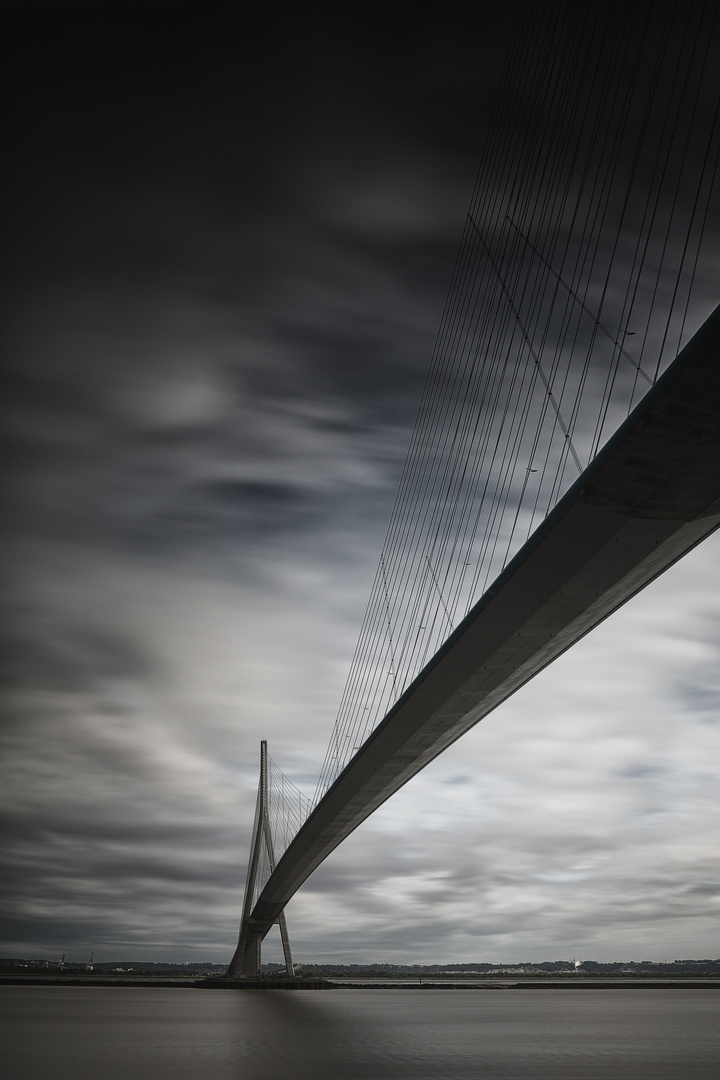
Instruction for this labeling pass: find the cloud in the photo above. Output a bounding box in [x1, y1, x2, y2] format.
[2, 1, 718, 968]
[279, 532, 720, 963]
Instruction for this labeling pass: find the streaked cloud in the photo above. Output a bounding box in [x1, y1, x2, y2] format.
[2, 2, 717, 966]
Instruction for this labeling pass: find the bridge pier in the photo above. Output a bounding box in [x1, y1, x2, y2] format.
[229, 924, 263, 978]
[228, 742, 296, 980]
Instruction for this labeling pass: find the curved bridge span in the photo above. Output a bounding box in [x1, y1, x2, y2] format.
[229, 305, 720, 978]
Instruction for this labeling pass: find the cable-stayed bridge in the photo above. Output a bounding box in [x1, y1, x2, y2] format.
[228, 1, 720, 978]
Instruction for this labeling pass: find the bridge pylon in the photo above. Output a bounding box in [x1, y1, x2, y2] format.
[227, 740, 295, 980]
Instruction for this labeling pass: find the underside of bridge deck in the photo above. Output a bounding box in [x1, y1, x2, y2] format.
[228, 303, 720, 978]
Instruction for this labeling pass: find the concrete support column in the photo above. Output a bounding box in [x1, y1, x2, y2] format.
[228, 741, 295, 980]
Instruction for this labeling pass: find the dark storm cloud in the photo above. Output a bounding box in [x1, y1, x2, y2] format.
[2, 611, 156, 692]
[1, 9, 515, 965]
[2, 2, 719, 967]
[4, 78, 487, 558]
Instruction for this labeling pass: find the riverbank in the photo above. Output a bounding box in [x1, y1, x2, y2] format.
[3, 973, 720, 990]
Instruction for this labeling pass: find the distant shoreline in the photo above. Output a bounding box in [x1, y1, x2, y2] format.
[3, 974, 720, 991]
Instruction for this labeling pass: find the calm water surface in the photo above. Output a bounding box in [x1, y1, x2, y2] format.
[3, 986, 719, 1080]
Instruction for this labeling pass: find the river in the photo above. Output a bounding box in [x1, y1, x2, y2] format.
[4, 985, 719, 1079]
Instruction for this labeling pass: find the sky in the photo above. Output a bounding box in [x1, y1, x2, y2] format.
[2, 1, 718, 967]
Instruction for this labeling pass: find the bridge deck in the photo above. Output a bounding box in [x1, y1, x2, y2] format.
[229, 305, 720, 976]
